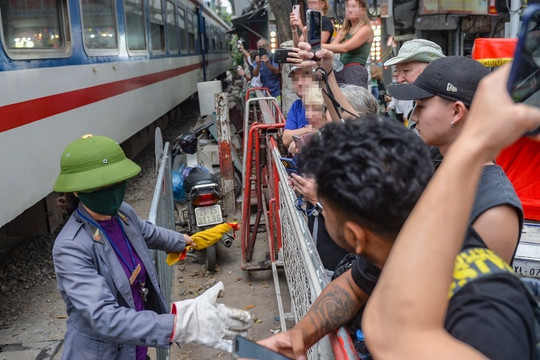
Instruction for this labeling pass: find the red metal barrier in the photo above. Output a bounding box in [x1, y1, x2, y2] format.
[245, 87, 270, 103]
[240, 121, 285, 270]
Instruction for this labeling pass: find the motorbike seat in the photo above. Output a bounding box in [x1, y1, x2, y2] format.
[184, 167, 217, 194]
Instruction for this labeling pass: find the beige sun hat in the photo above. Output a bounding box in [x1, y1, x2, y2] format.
[384, 39, 445, 66]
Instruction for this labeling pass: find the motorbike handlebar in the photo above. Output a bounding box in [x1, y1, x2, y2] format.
[172, 122, 214, 156]
[192, 122, 213, 137]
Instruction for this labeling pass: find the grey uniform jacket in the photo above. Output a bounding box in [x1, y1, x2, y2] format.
[53, 203, 187, 359]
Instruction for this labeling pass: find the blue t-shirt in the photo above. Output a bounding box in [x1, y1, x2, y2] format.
[259, 55, 281, 97]
[284, 99, 308, 130]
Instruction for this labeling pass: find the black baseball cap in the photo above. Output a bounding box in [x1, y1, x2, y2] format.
[388, 56, 489, 107]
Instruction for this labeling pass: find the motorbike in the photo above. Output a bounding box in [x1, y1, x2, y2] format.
[171, 122, 233, 271]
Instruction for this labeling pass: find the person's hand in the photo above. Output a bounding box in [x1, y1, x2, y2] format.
[261, 54, 269, 63]
[314, 47, 335, 74]
[295, 42, 335, 74]
[290, 174, 318, 204]
[290, 13, 302, 30]
[170, 281, 253, 352]
[456, 64, 540, 161]
[255, 55, 260, 62]
[183, 234, 193, 247]
[258, 328, 308, 360]
[286, 47, 302, 65]
[288, 141, 299, 155]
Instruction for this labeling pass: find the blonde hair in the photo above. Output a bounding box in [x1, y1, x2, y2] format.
[321, 0, 329, 15]
[342, 0, 369, 34]
[304, 85, 324, 106]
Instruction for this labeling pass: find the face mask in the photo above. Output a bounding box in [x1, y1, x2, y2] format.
[78, 182, 127, 216]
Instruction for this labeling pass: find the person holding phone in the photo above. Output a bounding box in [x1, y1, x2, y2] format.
[253, 38, 281, 100]
[322, 0, 373, 88]
[290, 0, 333, 48]
[237, 42, 262, 89]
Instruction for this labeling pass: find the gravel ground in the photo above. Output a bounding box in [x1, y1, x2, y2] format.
[0, 94, 289, 360]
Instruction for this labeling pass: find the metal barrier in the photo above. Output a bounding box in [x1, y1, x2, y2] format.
[240, 92, 358, 360]
[148, 140, 175, 360]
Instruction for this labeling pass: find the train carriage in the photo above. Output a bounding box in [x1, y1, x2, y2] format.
[0, 0, 231, 233]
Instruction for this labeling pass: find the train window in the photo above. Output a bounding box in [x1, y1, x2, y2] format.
[148, 0, 164, 53]
[166, 1, 177, 54]
[0, 0, 71, 59]
[192, 12, 198, 50]
[80, 0, 118, 54]
[124, 0, 147, 53]
[177, 5, 187, 53]
[187, 11, 195, 52]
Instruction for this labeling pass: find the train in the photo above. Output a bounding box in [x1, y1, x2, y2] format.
[0, 0, 232, 235]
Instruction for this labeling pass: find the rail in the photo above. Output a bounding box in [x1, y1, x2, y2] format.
[240, 91, 358, 360]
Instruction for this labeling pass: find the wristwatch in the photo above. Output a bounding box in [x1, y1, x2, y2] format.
[312, 202, 323, 216]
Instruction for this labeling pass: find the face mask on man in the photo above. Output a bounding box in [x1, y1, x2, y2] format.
[77, 181, 127, 215]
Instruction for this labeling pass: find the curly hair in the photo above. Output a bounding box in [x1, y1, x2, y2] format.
[301, 115, 433, 238]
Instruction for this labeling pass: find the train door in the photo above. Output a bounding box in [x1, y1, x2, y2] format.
[197, 7, 207, 81]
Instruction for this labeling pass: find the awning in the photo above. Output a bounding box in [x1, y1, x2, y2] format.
[229, 5, 268, 37]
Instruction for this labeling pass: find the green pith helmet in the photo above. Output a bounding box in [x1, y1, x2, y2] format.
[53, 134, 141, 193]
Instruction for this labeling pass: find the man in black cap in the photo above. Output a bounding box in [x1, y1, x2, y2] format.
[388, 56, 522, 265]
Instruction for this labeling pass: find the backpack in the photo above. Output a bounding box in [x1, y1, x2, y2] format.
[450, 247, 540, 360]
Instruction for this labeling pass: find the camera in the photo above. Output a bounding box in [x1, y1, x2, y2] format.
[273, 49, 290, 63]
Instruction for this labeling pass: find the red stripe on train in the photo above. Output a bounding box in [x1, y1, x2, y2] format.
[0, 62, 206, 134]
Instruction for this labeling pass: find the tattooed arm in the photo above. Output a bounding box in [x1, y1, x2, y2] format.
[258, 269, 367, 359]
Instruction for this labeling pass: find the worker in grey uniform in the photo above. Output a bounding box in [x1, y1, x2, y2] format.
[52, 134, 252, 360]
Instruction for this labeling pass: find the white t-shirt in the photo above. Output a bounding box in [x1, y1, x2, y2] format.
[247, 57, 262, 88]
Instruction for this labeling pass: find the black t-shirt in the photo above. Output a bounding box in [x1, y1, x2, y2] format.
[470, 164, 523, 236]
[445, 228, 535, 360]
[351, 227, 535, 359]
[322, 16, 333, 44]
[307, 214, 349, 271]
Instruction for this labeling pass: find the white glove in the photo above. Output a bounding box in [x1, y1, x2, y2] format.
[170, 281, 253, 352]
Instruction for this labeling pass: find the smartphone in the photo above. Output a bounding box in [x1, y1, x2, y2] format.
[280, 157, 300, 175]
[292, 4, 300, 21]
[292, 132, 316, 151]
[233, 335, 293, 360]
[274, 49, 290, 63]
[507, 4, 540, 134]
[306, 9, 322, 53]
[259, 47, 268, 57]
